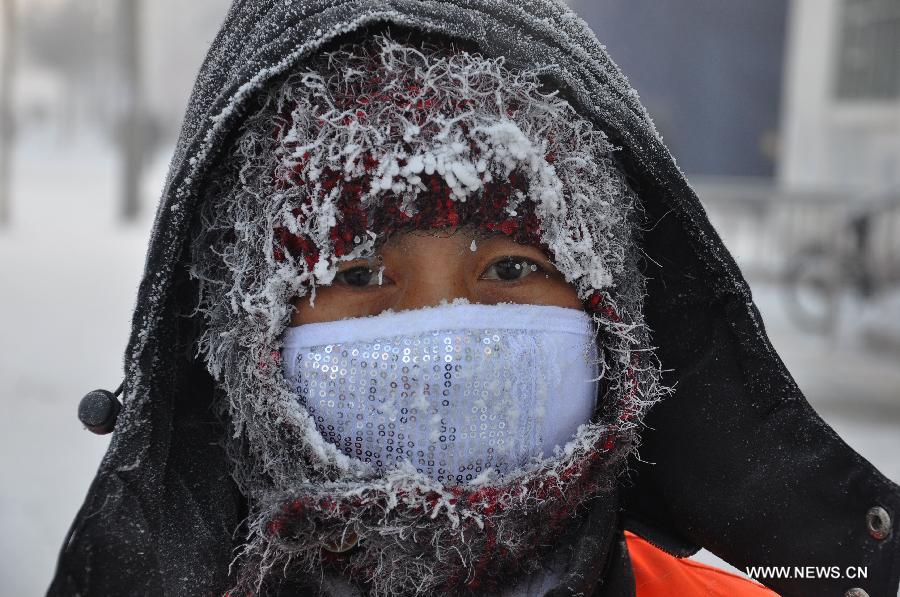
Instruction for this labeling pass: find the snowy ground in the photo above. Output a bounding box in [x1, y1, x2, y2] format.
[1, 136, 898, 596]
[0, 134, 156, 597]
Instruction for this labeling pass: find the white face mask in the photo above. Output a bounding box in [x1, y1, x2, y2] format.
[280, 303, 599, 485]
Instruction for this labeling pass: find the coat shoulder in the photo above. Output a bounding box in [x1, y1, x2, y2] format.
[625, 531, 779, 597]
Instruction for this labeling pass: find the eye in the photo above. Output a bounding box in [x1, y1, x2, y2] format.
[480, 257, 543, 282]
[333, 266, 383, 287]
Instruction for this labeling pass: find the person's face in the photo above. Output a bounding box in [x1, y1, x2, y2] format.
[291, 226, 582, 325]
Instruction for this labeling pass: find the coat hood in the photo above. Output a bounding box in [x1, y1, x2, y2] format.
[50, 2, 900, 596]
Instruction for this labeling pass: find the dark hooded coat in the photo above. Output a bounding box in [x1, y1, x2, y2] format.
[48, 1, 900, 596]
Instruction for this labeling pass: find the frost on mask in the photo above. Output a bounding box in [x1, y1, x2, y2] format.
[190, 31, 667, 596]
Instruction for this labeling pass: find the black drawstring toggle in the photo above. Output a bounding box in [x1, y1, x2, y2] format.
[78, 382, 124, 435]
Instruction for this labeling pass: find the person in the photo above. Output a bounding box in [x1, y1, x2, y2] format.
[49, 2, 899, 596]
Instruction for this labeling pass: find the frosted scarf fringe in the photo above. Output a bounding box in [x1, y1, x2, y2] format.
[237, 427, 625, 596]
[190, 33, 668, 595]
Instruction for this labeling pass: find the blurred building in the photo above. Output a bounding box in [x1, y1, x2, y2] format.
[570, 0, 900, 279]
[569, 0, 788, 180]
[571, 0, 900, 196]
[780, 0, 900, 193]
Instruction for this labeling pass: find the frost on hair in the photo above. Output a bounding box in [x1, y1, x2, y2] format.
[248, 32, 631, 294]
[189, 31, 667, 596]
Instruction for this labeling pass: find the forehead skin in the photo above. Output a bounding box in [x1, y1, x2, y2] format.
[290, 226, 582, 325]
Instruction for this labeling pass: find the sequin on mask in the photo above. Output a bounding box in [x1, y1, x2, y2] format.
[283, 321, 599, 485]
